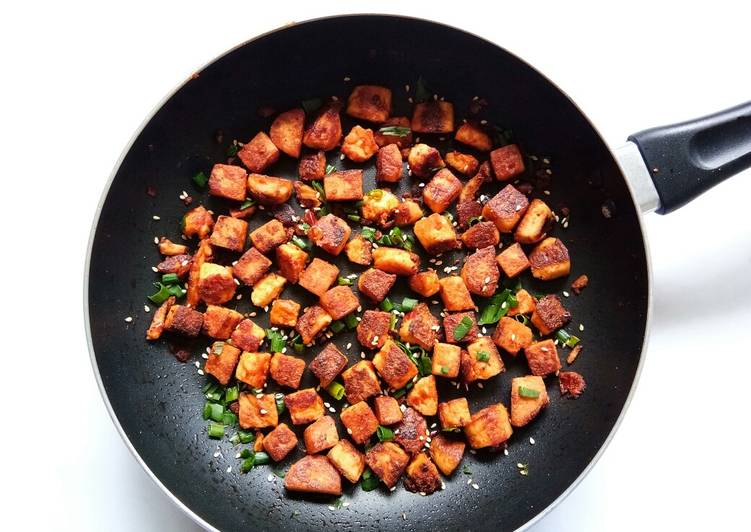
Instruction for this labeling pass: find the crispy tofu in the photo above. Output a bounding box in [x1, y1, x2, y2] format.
[510, 375, 549, 427]
[284, 388, 325, 425]
[309, 342, 348, 388]
[262, 423, 298, 462]
[429, 434, 465, 475]
[372, 246, 420, 276]
[327, 440, 366, 483]
[423, 168, 462, 213]
[365, 442, 410, 488]
[303, 415, 339, 454]
[269, 299, 300, 328]
[346, 85, 392, 123]
[459, 172, 486, 204]
[399, 302, 440, 351]
[157, 254, 193, 277]
[202, 305, 243, 339]
[238, 132, 280, 173]
[443, 312, 480, 344]
[198, 263, 236, 305]
[413, 213, 458, 255]
[482, 184, 529, 233]
[490, 144, 525, 181]
[508, 289, 536, 317]
[431, 342, 461, 378]
[308, 214, 352, 256]
[529, 237, 571, 280]
[230, 318, 266, 352]
[456, 200, 483, 230]
[209, 215, 247, 252]
[411, 101, 454, 133]
[438, 397, 471, 430]
[515, 198, 553, 244]
[360, 188, 400, 228]
[531, 295, 571, 335]
[524, 339, 561, 376]
[461, 336, 504, 382]
[275, 242, 308, 284]
[319, 285, 359, 320]
[292, 182, 320, 209]
[373, 396, 403, 426]
[373, 340, 419, 390]
[303, 101, 342, 151]
[250, 272, 286, 308]
[463, 403, 513, 449]
[204, 342, 241, 385]
[394, 199, 424, 227]
[408, 269, 441, 297]
[341, 126, 379, 162]
[492, 317, 533, 356]
[298, 150, 326, 181]
[234, 247, 272, 286]
[455, 122, 492, 151]
[461, 221, 500, 249]
[323, 169, 364, 201]
[270, 108, 305, 158]
[357, 267, 396, 303]
[229, 204, 256, 219]
[157, 237, 188, 256]
[404, 453, 442, 495]
[394, 407, 428, 456]
[407, 375, 438, 416]
[356, 310, 391, 350]
[208, 164, 247, 202]
[445, 151, 479, 176]
[269, 353, 305, 389]
[340, 401, 379, 444]
[374, 116, 413, 148]
[145, 296, 175, 341]
[247, 174, 293, 205]
[186, 239, 212, 308]
[341, 360, 381, 403]
[249, 219, 291, 254]
[294, 305, 333, 345]
[182, 205, 215, 239]
[375, 144, 403, 182]
[298, 258, 339, 296]
[408, 143, 444, 178]
[345, 235, 373, 266]
[439, 276, 475, 312]
[461, 246, 500, 296]
[238, 392, 278, 429]
[284, 455, 342, 496]
[235, 351, 271, 389]
[497, 242, 530, 278]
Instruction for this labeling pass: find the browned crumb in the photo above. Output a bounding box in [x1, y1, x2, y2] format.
[571, 274, 589, 295]
[566, 344, 582, 365]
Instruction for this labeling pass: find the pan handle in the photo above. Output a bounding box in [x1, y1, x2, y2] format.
[627, 101, 751, 214]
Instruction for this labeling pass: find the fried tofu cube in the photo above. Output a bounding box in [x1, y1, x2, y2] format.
[462, 336, 504, 382]
[201, 305, 243, 339]
[155, 254, 191, 279]
[439, 276, 475, 311]
[284, 455, 342, 496]
[429, 434, 466, 475]
[346, 85, 392, 123]
[431, 342, 461, 378]
[187, 241, 212, 310]
[250, 273, 286, 308]
[327, 440, 366, 483]
[275, 242, 308, 284]
[490, 144, 525, 181]
[247, 173, 293, 205]
[372, 246, 420, 276]
[145, 295, 175, 341]
[298, 150, 326, 181]
[524, 339, 561, 376]
[360, 188, 400, 227]
[323, 169, 364, 201]
[456, 199, 483, 230]
[365, 442, 410, 489]
[461, 221, 500, 249]
[309, 342, 348, 388]
[423, 168, 462, 213]
[492, 316, 534, 356]
[163, 304, 203, 336]
[345, 235, 373, 265]
[438, 397, 471, 430]
[270, 108, 305, 158]
[208, 164, 247, 201]
[341, 126, 379, 162]
[238, 132, 280, 173]
[262, 423, 298, 461]
[394, 199, 424, 227]
[182, 205, 214, 239]
[497, 243, 530, 278]
[445, 151, 479, 176]
[443, 312, 480, 344]
[285, 388, 325, 425]
[374, 116, 413, 148]
[482, 184, 529, 233]
[411, 101, 454, 133]
[407, 143, 444, 178]
[304, 415, 339, 454]
[356, 310, 391, 350]
[340, 401, 379, 444]
[235, 351, 271, 388]
[269, 299, 300, 328]
[529, 237, 571, 281]
[298, 258, 339, 296]
[233, 247, 272, 286]
[198, 263, 236, 305]
[308, 214, 352, 256]
[407, 375, 438, 416]
[358, 268, 396, 303]
[204, 342, 241, 385]
[209, 215, 247, 252]
[515, 199, 553, 244]
[510, 375, 549, 427]
[373, 340, 419, 390]
[398, 302, 440, 351]
[408, 270, 440, 297]
[413, 213, 458, 255]
[341, 360, 381, 403]
[461, 246, 500, 297]
[508, 289, 536, 317]
[373, 396, 403, 425]
[303, 101, 342, 151]
[238, 392, 278, 429]
[319, 286, 359, 320]
[455, 122, 492, 151]
[294, 305, 333, 345]
[269, 353, 306, 389]
[464, 403, 513, 449]
[230, 318, 266, 352]
[375, 144, 403, 182]
[404, 453, 442, 494]
[394, 407, 428, 456]
[531, 295, 571, 335]
[249, 219, 291, 254]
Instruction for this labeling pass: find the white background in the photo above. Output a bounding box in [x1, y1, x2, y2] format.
[3, 1, 750, 530]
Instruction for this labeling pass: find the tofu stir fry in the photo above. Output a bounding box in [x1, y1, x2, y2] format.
[145, 82, 587, 498]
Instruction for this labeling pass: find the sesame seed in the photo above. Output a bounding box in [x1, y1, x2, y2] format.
[151, 266, 158, 273]
[419, 182, 425, 187]
[236, 294, 242, 300]
[153, 237, 159, 244]
[543, 157, 550, 164]
[346, 343, 352, 350]
[372, 336, 379, 344]
[477, 383, 484, 389]
[545, 169, 552, 175]
[347, 428, 352, 434]
[267, 474, 274, 482]
[249, 312, 257, 317]
[331, 95, 339, 101]
[435, 260, 443, 266]
[467, 478, 473, 485]
[563, 291, 570, 297]
[360, 352, 366, 359]
[419, 491, 426, 496]
[343, 502, 350, 507]
[482, 327, 487, 334]
[329, 407, 336, 413]
[431, 300, 439, 305]
[469, 449, 476, 454]
[480, 119, 487, 125]
[408, 97, 413, 103]
[197, 369, 204, 375]
[472, 483, 479, 490]
[124, 316, 133, 323]
[504, 448, 509, 456]
[324, 402, 331, 408]
[390, 486, 396, 491]
[226, 466, 232, 473]
[399, 404, 406, 412]
[152, 215, 161, 220]
[259, 409, 267, 414]
[543, 190, 551, 196]
[441, 481, 446, 490]
[402, 513, 407, 520]
[343, 76, 351, 81]
[263, 306, 268, 312]
[530, 437, 536, 445]
[340, 153, 345, 160]
[511, 333, 516, 341]
[579, 323, 584, 331]
[202, 353, 208, 359]
[483, 276, 491, 284]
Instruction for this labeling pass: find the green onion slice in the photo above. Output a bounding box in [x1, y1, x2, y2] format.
[518, 386, 541, 398]
[476, 350, 490, 362]
[378, 126, 411, 137]
[453, 316, 474, 341]
[266, 329, 286, 353]
[400, 297, 418, 312]
[477, 289, 512, 325]
[376, 426, 395, 442]
[207, 422, 224, 439]
[326, 381, 345, 401]
[147, 282, 171, 305]
[337, 276, 353, 286]
[161, 273, 179, 285]
[192, 171, 208, 188]
[380, 297, 394, 312]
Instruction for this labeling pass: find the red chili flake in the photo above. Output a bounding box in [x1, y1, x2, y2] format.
[228, 401, 240, 414]
[559, 371, 586, 398]
[182, 195, 193, 206]
[303, 209, 318, 227]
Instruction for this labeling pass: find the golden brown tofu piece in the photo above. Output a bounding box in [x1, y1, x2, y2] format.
[208, 164, 247, 202]
[399, 302, 440, 351]
[423, 168, 462, 214]
[459, 172, 486, 204]
[531, 294, 571, 335]
[455, 200, 483, 230]
[455, 122, 492, 151]
[327, 440, 366, 483]
[443, 311, 480, 344]
[407, 375, 438, 416]
[308, 342, 348, 388]
[209, 215, 247, 253]
[508, 289, 536, 317]
[298, 258, 339, 297]
[263, 423, 298, 462]
[404, 453, 442, 495]
[346, 85, 392, 123]
[247, 174, 293, 206]
[269, 353, 306, 389]
[408, 269, 441, 297]
[482, 184, 529, 233]
[238, 392, 278, 429]
[529, 237, 571, 281]
[490, 144, 525, 181]
[249, 219, 291, 254]
[285, 388, 325, 425]
[323, 169, 364, 201]
[340, 401, 379, 444]
[341, 126, 379, 162]
[269, 299, 301, 328]
[373, 339, 419, 390]
[461, 336, 504, 382]
[439, 276, 475, 312]
[464, 403, 513, 449]
[284, 455, 342, 496]
[497, 243, 530, 278]
[204, 342, 241, 385]
[202, 305, 243, 339]
[250, 272, 286, 308]
[360, 188, 400, 228]
[235, 351, 271, 388]
[157, 237, 188, 257]
[238, 132, 280, 173]
[356, 310, 391, 350]
[298, 150, 326, 181]
[394, 199, 424, 227]
[510, 375, 549, 427]
[345, 235, 373, 266]
[182, 206, 215, 239]
[229, 204, 257, 220]
[408, 143, 444, 178]
[270, 108, 305, 158]
[372, 246, 420, 276]
[394, 407, 428, 456]
[358, 267, 397, 303]
[294, 305, 333, 345]
[429, 434, 466, 475]
[411, 101, 454, 134]
[438, 397, 471, 430]
[145, 296, 175, 341]
[445, 151, 479, 176]
[308, 214, 352, 256]
[461, 246, 500, 297]
[524, 339, 561, 376]
[341, 360, 381, 403]
[375, 143, 403, 182]
[294, 181, 321, 208]
[186, 239, 211, 308]
[492, 316, 534, 356]
[373, 396, 403, 426]
[303, 101, 342, 151]
[413, 213, 458, 255]
[304, 415, 339, 454]
[198, 263, 236, 305]
[431, 342, 461, 378]
[515, 198, 553, 244]
[374, 116, 413, 148]
[275, 242, 308, 284]
[230, 318, 265, 351]
[319, 285, 359, 320]
[461, 221, 500, 249]
[365, 442, 410, 489]
[234, 247, 272, 286]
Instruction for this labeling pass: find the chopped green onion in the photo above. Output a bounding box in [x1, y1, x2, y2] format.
[388, 313, 398, 332]
[330, 320, 345, 334]
[368, 189, 384, 200]
[392, 387, 407, 399]
[378, 125, 411, 137]
[221, 411, 237, 426]
[226, 144, 239, 157]
[208, 403, 224, 422]
[380, 298, 394, 312]
[463, 465, 472, 475]
[515, 314, 531, 326]
[224, 385, 239, 403]
[301, 98, 323, 115]
[518, 386, 541, 398]
[361, 469, 380, 491]
[238, 430, 255, 444]
[147, 282, 171, 305]
[453, 316, 474, 341]
[229, 433, 240, 445]
[440, 366, 449, 375]
[291, 235, 310, 250]
[310, 180, 326, 200]
[239, 198, 255, 210]
[241, 456, 255, 473]
[253, 452, 270, 465]
[325, 381, 346, 401]
[207, 422, 224, 439]
[476, 350, 490, 362]
[276, 395, 286, 415]
[203, 380, 220, 395]
[202, 402, 212, 420]
[347, 214, 361, 222]
[418, 355, 432, 377]
[400, 297, 418, 312]
[337, 276, 354, 286]
[361, 226, 377, 242]
[467, 216, 483, 226]
[161, 273, 179, 285]
[167, 284, 186, 298]
[300, 222, 310, 233]
[477, 289, 512, 325]
[272, 468, 286, 478]
[192, 171, 208, 188]
[345, 313, 359, 330]
[377, 235, 392, 246]
[376, 426, 395, 442]
[507, 294, 519, 308]
[555, 329, 581, 348]
[240, 448, 253, 459]
[325, 164, 337, 175]
[266, 329, 286, 353]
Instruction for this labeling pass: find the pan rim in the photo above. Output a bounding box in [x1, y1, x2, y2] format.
[83, 13, 653, 532]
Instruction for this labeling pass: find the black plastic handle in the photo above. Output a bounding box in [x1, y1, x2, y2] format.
[628, 102, 751, 214]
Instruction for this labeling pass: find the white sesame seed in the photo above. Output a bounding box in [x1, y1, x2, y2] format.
[259, 409, 267, 415]
[399, 404, 406, 412]
[236, 294, 242, 300]
[263, 306, 268, 312]
[226, 466, 232, 473]
[435, 260, 443, 266]
[329, 407, 336, 413]
[331, 95, 339, 101]
[340, 153, 345, 160]
[482, 327, 487, 334]
[483, 276, 491, 284]
[579, 323, 584, 331]
[153, 237, 159, 244]
[441, 481, 446, 490]
[530, 437, 536, 445]
[543, 190, 551, 195]
[343, 76, 351, 81]
[343, 502, 350, 507]
[151, 266, 158, 273]
[268, 474, 274, 482]
[402, 513, 407, 520]
[347, 428, 353, 434]
[511, 333, 516, 341]
[563, 291, 570, 297]
[480, 119, 488, 125]
[431, 300, 439, 305]
[504, 448, 509, 456]
[201, 353, 208, 359]
[541, 347, 549, 352]
[124, 316, 133, 323]
[469, 449, 476, 454]
[478, 382, 484, 389]
[249, 312, 257, 317]
[390, 486, 396, 491]
[472, 483, 479, 490]
[324, 402, 331, 408]
[467, 478, 473, 485]
[346, 343, 352, 350]
[234, 278, 240, 285]
[419, 182, 425, 188]
[152, 215, 161, 220]
[408, 97, 413, 103]
[197, 369, 204, 375]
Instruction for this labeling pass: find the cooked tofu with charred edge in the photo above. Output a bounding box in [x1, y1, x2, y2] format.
[198, 263, 236, 305]
[429, 434, 466, 476]
[319, 285, 359, 320]
[308, 214, 352, 256]
[423, 168, 462, 214]
[439, 276, 475, 312]
[346, 85, 392, 123]
[247, 174, 293, 205]
[508, 289, 536, 317]
[294, 181, 321, 208]
[461, 221, 500, 249]
[373, 396, 403, 425]
[158, 237, 188, 256]
[187, 238, 212, 307]
[455, 122, 492, 151]
[263, 423, 298, 461]
[250, 272, 286, 308]
[204, 342, 241, 385]
[229, 204, 256, 219]
[411, 101, 454, 134]
[146, 296, 175, 340]
[374, 116, 413, 148]
[373, 339, 419, 390]
[524, 339, 561, 376]
[182, 206, 215, 239]
[269, 352, 306, 389]
[275, 242, 308, 284]
[209, 215, 247, 252]
[294, 305, 332, 345]
[249, 219, 291, 254]
[235, 351, 271, 389]
[341, 125, 379, 162]
[327, 440, 366, 483]
[404, 453, 442, 495]
[201, 305, 243, 339]
[464, 403, 513, 449]
[375, 144, 403, 182]
[233, 247, 272, 286]
[360, 189, 400, 228]
[408, 269, 440, 297]
[438, 397, 471, 430]
[497, 243, 530, 278]
[284, 455, 342, 496]
[208, 164, 247, 202]
[284, 388, 325, 425]
[270, 108, 305, 158]
[303, 415, 339, 454]
[394, 199, 424, 227]
[490, 144, 525, 181]
[340, 401, 379, 444]
[407, 375, 438, 416]
[446, 151, 479, 176]
[431, 342, 462, 378]
[461, 336, 504, 382]
[230, 318, 266, 352]
[394, 407, 429, 456]
[531, 294, 571, 335]
[238, 392, 278, 429]
[460, 162, 492, 202]
[303, 101, 342, 151]
[269, 299, 300, 328]
[298, 150, 326, 181]
[461, 246, 500, 296]
[365, 442, 410, 489]
[482, 184, 529, 233]
[399, 302, 440, 351]
[492, 316, 534, 356]
[529, 237, 571, 280]
[443, 312, 480, 344]
[510, 375, 549, 427]
[413, 213, 458, 255]
[308, 342, 348, 388]
[356, 310, 391, 350]
[238, 132, 280, 173]
[298, 258, 339, 296]
[372, 246, 420, 276]
[408, 144, 444, 178]
[357, 267, 396, 303]
[323, 169, 364, 201]
[341, 360, 381, 404]
[515, 198, 553, 244]
[345, 235, 373, 265]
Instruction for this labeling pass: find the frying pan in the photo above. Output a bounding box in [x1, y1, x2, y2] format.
[85, 15, 751, 531]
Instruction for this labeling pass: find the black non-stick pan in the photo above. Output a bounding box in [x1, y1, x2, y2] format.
[85, 15, 751, 532]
